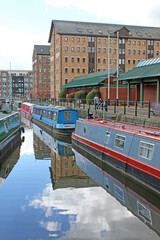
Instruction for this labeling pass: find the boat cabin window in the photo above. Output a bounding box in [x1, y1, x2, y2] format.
[48, 111, 51, 119]
[64, 111, 72, 121]
[105, 131, 110, 144]
[139, 141, 154, 160]
[39, 109, 43, 115]
[53, 112, 57, 121]
[115, 134, 125, 150]
[43, 110, 45, 117]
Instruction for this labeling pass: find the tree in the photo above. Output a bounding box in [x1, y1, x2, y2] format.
[86, 89, 101, 104]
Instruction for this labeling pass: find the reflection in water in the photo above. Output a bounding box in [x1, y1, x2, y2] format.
[74, 147, 160, 237]
[0, 123, 159, 240]
[0, 140, 22, 187]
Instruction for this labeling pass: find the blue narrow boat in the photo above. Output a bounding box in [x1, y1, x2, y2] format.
[72, 118, 160, 192]
[32, 105, 78, 136]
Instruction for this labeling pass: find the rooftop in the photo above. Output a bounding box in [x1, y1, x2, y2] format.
[62, 68, 123, 89]
[49, 20, 160, 42]
[114, 57, 160, 82]
[34, 45, 50, 55]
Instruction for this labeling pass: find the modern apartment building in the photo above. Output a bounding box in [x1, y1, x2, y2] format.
[0, 70, 33, 99]
[48, 20, 160, 98]
[32, 45, 50, 98]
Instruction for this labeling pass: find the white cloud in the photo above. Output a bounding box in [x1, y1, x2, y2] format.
[0, 27, 48, 70]
[44, 0, 160, 27]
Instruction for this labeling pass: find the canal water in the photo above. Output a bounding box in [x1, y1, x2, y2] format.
[0, 122, 160, 240]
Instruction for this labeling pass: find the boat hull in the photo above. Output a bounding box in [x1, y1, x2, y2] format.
[72, 119, 160, 192]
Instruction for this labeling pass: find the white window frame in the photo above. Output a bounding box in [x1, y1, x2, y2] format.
[138, 141, 154, 160]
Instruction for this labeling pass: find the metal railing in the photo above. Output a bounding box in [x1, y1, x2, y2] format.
[27, 97, 160, 119]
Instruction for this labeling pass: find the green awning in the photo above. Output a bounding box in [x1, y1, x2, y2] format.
[62, 68, 120, 89]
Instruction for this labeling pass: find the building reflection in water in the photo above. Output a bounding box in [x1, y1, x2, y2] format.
[74, 146, 160, 237]
[33, 123, 97, 189]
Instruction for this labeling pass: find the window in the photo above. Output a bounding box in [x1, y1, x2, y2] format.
[71, 57, 74, 62]
[88, 47, 91, 53]
[82, 38, 85, 42]
[83, 58, 85, 62]
[77, 47, 80, 52]
[77, 68, 80, 73]
[98, 58, 100, 63]
[88, 36, 92, 42]
[105, 132, 110, 144]
[88, 29, 92, 33]
[133, 40, 136, 45]
[103, 39, 106, 43]
[65, 57, 68, 62]
[65, 79, 68, 84]
[53, 112, 57, 121]
[77, 57, 80, 62]
[157, 42, 159, 46]
[65, 37, 68, 42]
[71, 68, 74, 73]
[143, 50, 145, 55]
[98, 48, 101, 53]
[133, 59, 136, 64]
[103, 48, 106, 53]
[156, 50, 159, 56]
[83, 47, 85, 52]
[115, 135, 125, 149]
[138, 41, 141, 45]
[128, 40, 131, 45]
[128, 59, 131, 64]
[133, 49, 136, 54]
[98, 39, 101, 43]
[138, 50, 140, 55]
[71, 46, 75, 52]
[71, 37, 74, 42]
[128, 49, 131, 54]
[65, 46, 68, 52]
[113, 49, 116, 54]
[48, 111, 51, 119]
[65, 68, 68, 73]
[103, 58, 106, 63]
[139, 141, 154, 160]
[77, 37, 80, 42]
[83, 69, 85, 73]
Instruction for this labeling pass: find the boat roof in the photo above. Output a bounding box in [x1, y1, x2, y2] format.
[34, 104, 77, 111]
[21, 102, 34, 107]
[83, 118, 160, 140]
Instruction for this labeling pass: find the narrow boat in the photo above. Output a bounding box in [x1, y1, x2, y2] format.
[32, 105, 78, 136]
[21, 102, 34, 128]
[21, 102, 34, 117]
[72, 118, 160, 192]
[0, 112, 24, 160]
[13, 100, 22, 112]
[74, 149, 160, 237]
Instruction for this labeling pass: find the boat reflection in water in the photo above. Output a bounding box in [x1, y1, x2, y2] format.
[21, 114, 32, 128]
[0, 138, 23, 188]
[74, 146, 160, 237]
[33, 123, 97, 189]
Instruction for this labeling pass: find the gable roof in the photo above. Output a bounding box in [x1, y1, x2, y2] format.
[114, 57, 160, 82]
[61, 68, 121, 89]
[48, 20, 160, 42]
[34, 45, 50, 55]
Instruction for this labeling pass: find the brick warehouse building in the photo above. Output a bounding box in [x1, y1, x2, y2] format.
[0, 70, 33, 99]
[48, 20, 160, 99]
[32, 45, 50, 98]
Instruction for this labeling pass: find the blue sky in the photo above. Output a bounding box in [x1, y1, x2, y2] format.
[0, 0, 160, 70]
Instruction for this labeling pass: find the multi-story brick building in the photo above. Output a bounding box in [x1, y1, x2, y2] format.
[48, 20, 160, 98]
[32, 45, 50, 98]
[0, 70, 33, 99]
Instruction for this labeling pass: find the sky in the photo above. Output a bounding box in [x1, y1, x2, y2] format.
[0, 0, 160, 70]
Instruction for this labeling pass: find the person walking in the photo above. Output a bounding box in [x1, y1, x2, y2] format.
[94, 94, 99, 110]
